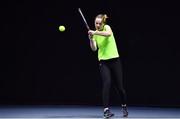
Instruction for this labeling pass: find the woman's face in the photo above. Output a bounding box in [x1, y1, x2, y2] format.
[95, 18, 104, 31]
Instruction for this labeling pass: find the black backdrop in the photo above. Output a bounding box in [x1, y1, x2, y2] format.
[1, 0, 180, 107]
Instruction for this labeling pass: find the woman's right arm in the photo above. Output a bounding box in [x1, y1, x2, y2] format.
[89, 34, 97, 51]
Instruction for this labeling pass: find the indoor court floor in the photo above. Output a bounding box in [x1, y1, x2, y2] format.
[0, 105, 180, 119]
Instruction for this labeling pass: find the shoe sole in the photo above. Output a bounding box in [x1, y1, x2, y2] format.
[104, 114, 114, 118]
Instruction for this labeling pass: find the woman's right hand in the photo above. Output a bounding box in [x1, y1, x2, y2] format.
[88, 34, 93, 40]
[88, 30, 96, 35]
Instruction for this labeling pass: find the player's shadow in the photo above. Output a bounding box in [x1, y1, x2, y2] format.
[46, 115, 101, 118]
[46, 114, 124, 118]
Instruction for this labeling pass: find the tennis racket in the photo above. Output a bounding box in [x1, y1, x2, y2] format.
[78, 8, 90, 30]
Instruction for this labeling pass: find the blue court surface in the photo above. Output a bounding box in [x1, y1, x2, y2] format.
[0, 105, 180, 119]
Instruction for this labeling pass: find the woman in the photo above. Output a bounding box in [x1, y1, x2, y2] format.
[88, 14, 128, 118]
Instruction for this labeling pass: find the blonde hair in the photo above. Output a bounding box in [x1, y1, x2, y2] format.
[96, 14, 109, 24]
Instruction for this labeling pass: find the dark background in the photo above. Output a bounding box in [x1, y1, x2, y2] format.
[1, 0, 180, 107]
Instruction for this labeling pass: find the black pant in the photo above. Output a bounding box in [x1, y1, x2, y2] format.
[99, 58, 127, 108]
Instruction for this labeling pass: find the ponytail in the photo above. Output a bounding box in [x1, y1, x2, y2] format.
[102, 14, 108, 24]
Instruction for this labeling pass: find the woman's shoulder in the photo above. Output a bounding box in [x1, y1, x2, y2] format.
[104, 24, 112, 32]
[104, 24, 112, 30]
[104, 24, 111, 28]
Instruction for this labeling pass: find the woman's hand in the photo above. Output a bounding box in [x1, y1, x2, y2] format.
[88, 34, 93, 40]
[88, 30, 96, 35]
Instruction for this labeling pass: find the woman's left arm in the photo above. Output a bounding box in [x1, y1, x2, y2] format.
[89, 25, 112, 37]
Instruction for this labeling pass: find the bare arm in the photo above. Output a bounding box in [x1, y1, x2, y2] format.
[88, 34, 97, 51]
[94, 29, 112, 36]
[88, 25, 112, 37]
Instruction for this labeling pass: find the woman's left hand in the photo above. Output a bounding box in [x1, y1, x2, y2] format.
[88, 30, 96, 35]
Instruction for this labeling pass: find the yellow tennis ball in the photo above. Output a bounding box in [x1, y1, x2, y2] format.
[59, 25, 65, 32]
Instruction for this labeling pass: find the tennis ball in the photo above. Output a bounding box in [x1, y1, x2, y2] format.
[59, 25, 65, 32]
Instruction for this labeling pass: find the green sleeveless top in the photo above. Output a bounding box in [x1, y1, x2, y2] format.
[93, 25, 119, 61]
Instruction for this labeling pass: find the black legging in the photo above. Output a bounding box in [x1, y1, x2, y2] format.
[99, 58, 127, 108]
